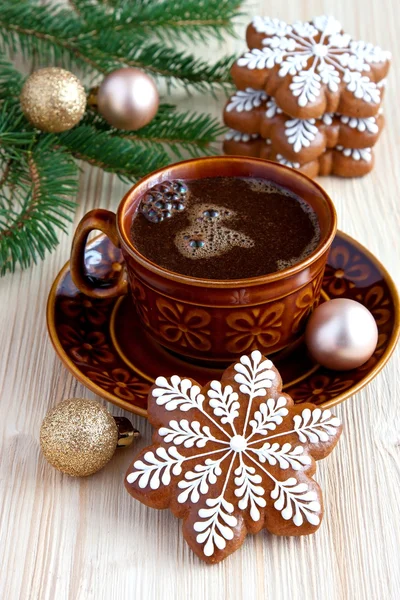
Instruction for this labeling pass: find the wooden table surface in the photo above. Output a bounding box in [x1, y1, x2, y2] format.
[1, 1, 399, 598]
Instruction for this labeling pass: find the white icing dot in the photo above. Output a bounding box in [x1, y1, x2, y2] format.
[312, 43, 328, 58]
[230, 435, 248, 452]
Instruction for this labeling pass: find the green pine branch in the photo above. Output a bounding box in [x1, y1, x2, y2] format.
[0, 53, 24, 99]
[0, 0, 243, 275]
[72, 0, 242, 44]
[56, 124, 170, 181]
[85, 104, 224, 158]
[0, 136, 78, 276]
[0, 1, 238, 90]
[0, 2, 88, 71]
[91, 41, 235, 92]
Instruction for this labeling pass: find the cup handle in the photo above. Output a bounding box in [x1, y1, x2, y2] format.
[70, 209, 128, 298]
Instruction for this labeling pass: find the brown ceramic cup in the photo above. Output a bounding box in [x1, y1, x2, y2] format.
[70, 156, 337, 362]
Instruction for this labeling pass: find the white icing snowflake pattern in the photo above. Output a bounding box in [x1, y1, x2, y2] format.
[276, 154, 301, 169]
[265, 97, 283, 118]
[284, 118, 318, 153]
[224, 129, 259, 143]
[336, 145, 372, 161]
[126, 351, 341, 558]
[321, 112, 334, 126]
[237, 15, 390, 107]
[226, 88, 267, 112]
[339, 115, 378, 133]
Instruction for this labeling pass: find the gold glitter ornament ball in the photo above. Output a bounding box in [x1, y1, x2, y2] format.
[20, 67, 86, 133]
[40, 398, 118, 476]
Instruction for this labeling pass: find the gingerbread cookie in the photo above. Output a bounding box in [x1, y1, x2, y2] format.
[125, 351, 342, 563]
[223, 132, 375, 178]
[224, 88, 384, 163]
[231, 15, 390, 120]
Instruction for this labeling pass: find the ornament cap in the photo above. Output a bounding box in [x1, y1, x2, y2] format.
[114, 416, 140, 447]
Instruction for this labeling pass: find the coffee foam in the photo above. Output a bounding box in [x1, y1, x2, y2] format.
[246, 178, 294, 197]
[174, 203, 254, 260]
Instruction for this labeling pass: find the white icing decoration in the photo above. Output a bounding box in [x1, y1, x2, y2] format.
[126, 446, 184, 489]
[224, 129, 259, 142]
[284, 117, 318, 152]
[193, 493, 238, 557]
[177, 454, 227, 503]
[312, 15, 341, 35]
[342, 71, 380, 104]
[252, 442, 312, 470]
[290, 70, 322, 107]
[270, 477, 321, 526]
[252, 16, 291, 37]
[340, 115, 378, 133]
[126, 351, 342, 556]
[321, 112, 334, 125]
[293, 408, 342, 442]
[230, 434, 247, 452]
[207, 381, 240, 426]
[226, 88, 267, 112]
[237, 47, 281, 71]
[335, 145, 372, 162]
[276, 154, 301, 169]
[240, 15, 389, 106]
[234, 457, 266, 521]
[159, 419, 218, 448]
[265, 97, 283, 118]
[248, 396, 289, 435]
[233, 350, 275, 399]
[152, 375, 205, 411]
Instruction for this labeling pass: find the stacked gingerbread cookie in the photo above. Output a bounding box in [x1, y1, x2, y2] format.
[223, 15, 390, 178]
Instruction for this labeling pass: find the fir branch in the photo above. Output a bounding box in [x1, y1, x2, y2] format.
[0, 2, 89, 71]
[73, 0, 242, 44]
[85, 104, 225, 159]
[96, 42, 235, 92]
[0, 1, 237, 90]
[0, 53, 24, 99]
[0, 108, 36, 149]
[56, 124, 170, 181]
[0, 1, 241, 275]
[0, 138, 78, 275]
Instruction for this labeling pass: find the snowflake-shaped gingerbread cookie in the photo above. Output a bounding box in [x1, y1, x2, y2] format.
[223, 88, 384, 163]
[125, 351, 342, 563]
[223, 133, 375, 179]
[231, 15, 390, 119]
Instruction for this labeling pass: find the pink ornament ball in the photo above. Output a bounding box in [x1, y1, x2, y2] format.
[305, 298, 378, 371]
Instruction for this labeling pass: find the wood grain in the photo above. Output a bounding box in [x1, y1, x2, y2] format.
[1, 1, 399, 598]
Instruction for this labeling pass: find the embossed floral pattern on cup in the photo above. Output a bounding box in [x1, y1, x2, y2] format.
[50, 232, 398, 414]
[59, 325, 114, 365]
[226, 304, 284, 353]
[291, 286, 314, 334]
[230, 289, 250, 305]
[131, 278, 150, 327]
[87, 367, 150, 401]
[156, 297, 212, 352]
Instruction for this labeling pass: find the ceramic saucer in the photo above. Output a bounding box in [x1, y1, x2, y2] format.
[47, 232, 399, 417]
